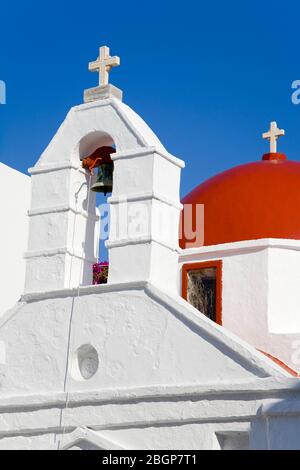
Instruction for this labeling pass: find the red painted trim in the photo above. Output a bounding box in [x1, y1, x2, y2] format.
[181, 260, 223, 325]
[258, 349, 299, 377]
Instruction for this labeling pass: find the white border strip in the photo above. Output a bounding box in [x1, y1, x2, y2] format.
[179, 238, 300, 262]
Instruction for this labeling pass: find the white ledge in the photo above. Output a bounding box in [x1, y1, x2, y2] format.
[28, 204, 99, 221]
[24, 247, 96, 263]
[258, 398, 300, 417]
[21, 280, 149, 303]
[108, 191, 183, 210]
[112, 146, 185, 169]
[106, 235, 180, 252]
[179, 238, 300, 261]
[74, 97, 115, 112]
[0, 377, 299, 412]
[29, 162, 85, 175]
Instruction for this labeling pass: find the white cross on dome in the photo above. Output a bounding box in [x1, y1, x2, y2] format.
[262, 121, 285, 153]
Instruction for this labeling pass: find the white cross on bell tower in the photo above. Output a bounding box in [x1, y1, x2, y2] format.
[262, 121, 285, 153]
[88, 45, 120, 87]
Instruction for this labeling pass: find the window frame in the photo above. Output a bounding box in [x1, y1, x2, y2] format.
[181, 260, 223, 325]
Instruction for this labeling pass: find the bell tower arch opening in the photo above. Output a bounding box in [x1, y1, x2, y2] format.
[78, 130, 115, 158]
[77, 131, 116, 284]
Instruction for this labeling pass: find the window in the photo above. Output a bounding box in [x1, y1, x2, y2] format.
[182, 261, 222, 324]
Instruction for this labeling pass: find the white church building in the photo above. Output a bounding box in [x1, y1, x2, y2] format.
[1, 46, 300, 450]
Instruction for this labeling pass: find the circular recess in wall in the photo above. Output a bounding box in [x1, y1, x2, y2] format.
[73, 344, 99, 380]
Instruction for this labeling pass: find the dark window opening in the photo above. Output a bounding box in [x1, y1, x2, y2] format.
[187, 267, 217, 321]
[215, 432, 250, 450]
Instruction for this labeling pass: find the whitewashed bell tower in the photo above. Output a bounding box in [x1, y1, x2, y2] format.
[2, 45, 299, 452]
[24, 46, 184, 295]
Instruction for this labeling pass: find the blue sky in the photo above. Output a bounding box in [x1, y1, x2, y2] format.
[0, 0, 299, 197]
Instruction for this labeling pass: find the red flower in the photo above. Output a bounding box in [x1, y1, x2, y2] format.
[93, 261, 109, 285]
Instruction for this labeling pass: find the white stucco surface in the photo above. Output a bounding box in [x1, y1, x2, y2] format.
[2, 86, 300, 449]
[268, 247, 300, 333]
[0, 280, 295, 450]
[180, 238, 300, 373]
[0, 163, 30, 316]
[24, 95, 184, 297]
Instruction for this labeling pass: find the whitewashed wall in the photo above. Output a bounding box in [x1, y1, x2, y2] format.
[1, 85, 299, 449]
[180, 238, 300, 373]
[268, 247, 300, 333]
[0, 281, 291, 449]
[0, 163, 30, 315]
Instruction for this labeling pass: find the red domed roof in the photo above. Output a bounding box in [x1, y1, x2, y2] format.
[180, 153, 300, 249]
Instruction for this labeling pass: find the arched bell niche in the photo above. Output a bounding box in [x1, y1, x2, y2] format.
[78, 130, 115, 159]
[76, 131, 116, 282]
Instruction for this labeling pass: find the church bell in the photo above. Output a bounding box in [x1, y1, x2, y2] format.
[82, 146, 116, 196]
[90, 162, 114, 195]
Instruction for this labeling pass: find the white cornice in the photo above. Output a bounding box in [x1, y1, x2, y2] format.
[105, 235, 180, 252]
[0, 377, 298, 412]
[179, 238, 300, 262]
[24, 247, 96, 264]
[29, 162, 85, 175]
[20, 280, 148, 303]
[1, 378, 299, 439]
[108, 191, 183, 210]
[112, 146, 185, 168]
[28, 204, 99, 221]
[259, 398, 300, 417]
